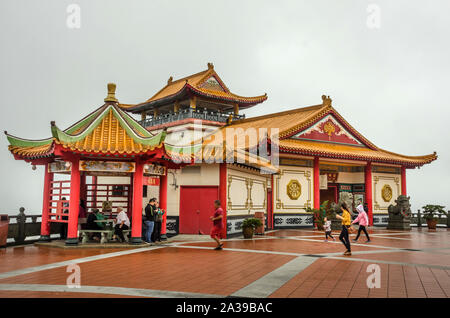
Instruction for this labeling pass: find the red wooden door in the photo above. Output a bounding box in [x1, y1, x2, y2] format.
[179, 186, 219, 235]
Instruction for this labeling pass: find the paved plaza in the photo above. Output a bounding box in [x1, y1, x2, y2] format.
[0, 228, 449, 298]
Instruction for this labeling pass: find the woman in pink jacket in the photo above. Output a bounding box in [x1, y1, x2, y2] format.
[352, 204, 371, 243]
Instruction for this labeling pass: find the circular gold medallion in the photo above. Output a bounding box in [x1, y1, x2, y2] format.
[381, 184, 393, 202]
[287, 179, 302, 200]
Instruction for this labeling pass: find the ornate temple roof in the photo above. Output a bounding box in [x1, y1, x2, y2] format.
[5, 84, 166, 160]
[120, 63, 268, 113]
[189, 95, 437, 168]
[5, 83, 278, 173]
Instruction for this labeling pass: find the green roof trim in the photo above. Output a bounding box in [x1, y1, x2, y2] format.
[6, 134, 53, 147]
[118, 107, 154, 137]
[164, 143, 202, 155]
[64, 106, 105, 135]
[51, 105, 166, 147]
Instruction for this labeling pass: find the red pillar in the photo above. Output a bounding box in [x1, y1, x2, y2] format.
[79, 173, 87, 218]
[66, 157, 81, 245]
[365, 162, 373, 226]
[92, 175, 98, 210]
[159, 171, 168, 240]
[219, 163, 227, 238]
[131, 161, 144, 244]
[40, 163, 53, 241]
[401, 166, 407, 196]
[313, 157, 320, 209]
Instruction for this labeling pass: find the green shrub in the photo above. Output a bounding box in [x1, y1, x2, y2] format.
[306, 200, 330, 226]
[422, 204, 447, 221]
[242, 218, 263, 229]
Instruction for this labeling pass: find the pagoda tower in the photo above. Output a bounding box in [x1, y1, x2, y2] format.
[120, 63, 268, 144]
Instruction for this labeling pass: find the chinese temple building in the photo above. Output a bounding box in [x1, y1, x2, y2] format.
[190, 94, 437, 229]
[5, 64, 437, 244]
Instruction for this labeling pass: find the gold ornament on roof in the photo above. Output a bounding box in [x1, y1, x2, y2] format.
[104, 83, 118, 102]
[287, 179, 302, 200]
[381, 184, 393, 202]
[323, 121, 336, 137]
[321, 95, 332, 106]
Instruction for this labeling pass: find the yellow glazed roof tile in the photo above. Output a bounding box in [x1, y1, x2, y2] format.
[57, 108, 161, 154]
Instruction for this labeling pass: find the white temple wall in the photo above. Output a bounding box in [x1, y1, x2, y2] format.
[372, 172, 402, 214]
[273, 165, 314, 213]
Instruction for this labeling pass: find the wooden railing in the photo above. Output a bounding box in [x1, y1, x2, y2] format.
[139, 108, 245, 128]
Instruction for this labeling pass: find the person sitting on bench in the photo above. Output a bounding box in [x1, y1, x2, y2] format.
[86, 208, 105, 241]
[113, 207, 130, 243]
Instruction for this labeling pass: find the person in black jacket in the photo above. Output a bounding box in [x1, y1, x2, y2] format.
[144, 198, 156, 243]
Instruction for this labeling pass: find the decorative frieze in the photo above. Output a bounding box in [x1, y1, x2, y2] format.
[79, 160, 135, 173]
[273, 213, 314, 228]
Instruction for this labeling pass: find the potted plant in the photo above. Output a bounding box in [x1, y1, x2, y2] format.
[307, 200, 328, 231]
[242, 218, 263, 239]
[422, 204, 446, 230]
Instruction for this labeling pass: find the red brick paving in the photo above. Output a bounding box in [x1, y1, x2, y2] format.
[0, 291, 141, 298]
[350, 251, 450, 267]
[182, 238, 380, 254]
[269, 259, 450, 298]
[0, 228, 449, 298]
[0, 247, 294, 296]
[0, 245, 126, 273]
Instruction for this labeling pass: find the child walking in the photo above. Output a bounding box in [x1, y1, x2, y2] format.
[323, 217, 335, 242]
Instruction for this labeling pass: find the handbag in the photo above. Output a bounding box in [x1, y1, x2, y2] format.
[347, 225, 357, 234]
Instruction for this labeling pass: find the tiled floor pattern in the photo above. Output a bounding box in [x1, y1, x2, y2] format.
[0, 228, 448, 298]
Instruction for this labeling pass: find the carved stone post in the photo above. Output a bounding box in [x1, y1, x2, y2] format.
[417, 209, 422, 228]
[16, 207, 26, 244]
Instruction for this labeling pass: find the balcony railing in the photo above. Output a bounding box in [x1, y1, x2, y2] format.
[138, 108, 245, 128]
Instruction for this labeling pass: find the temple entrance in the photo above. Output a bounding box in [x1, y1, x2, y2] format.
[320, 184, 338, 206]
[179, 186, 219, 235]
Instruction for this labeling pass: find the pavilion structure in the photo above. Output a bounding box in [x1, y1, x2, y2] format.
[5, 84, 177, 245]
[120, 62, 268, 132]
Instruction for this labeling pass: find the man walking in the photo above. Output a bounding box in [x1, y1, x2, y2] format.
[210, 200, 224, 250]
[144, 198, 156, 243]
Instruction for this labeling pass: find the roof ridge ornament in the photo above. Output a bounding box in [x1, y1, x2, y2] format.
[207, 62, 214, 70]
[104, 83, 118, 103]
[321, 95, 332, 107]
[167, 76, 173, 85]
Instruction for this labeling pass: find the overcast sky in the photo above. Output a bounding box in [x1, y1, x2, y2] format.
[1, 0, 449, 215]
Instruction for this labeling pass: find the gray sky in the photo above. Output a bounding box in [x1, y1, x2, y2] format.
[1, 0, 449, 215]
